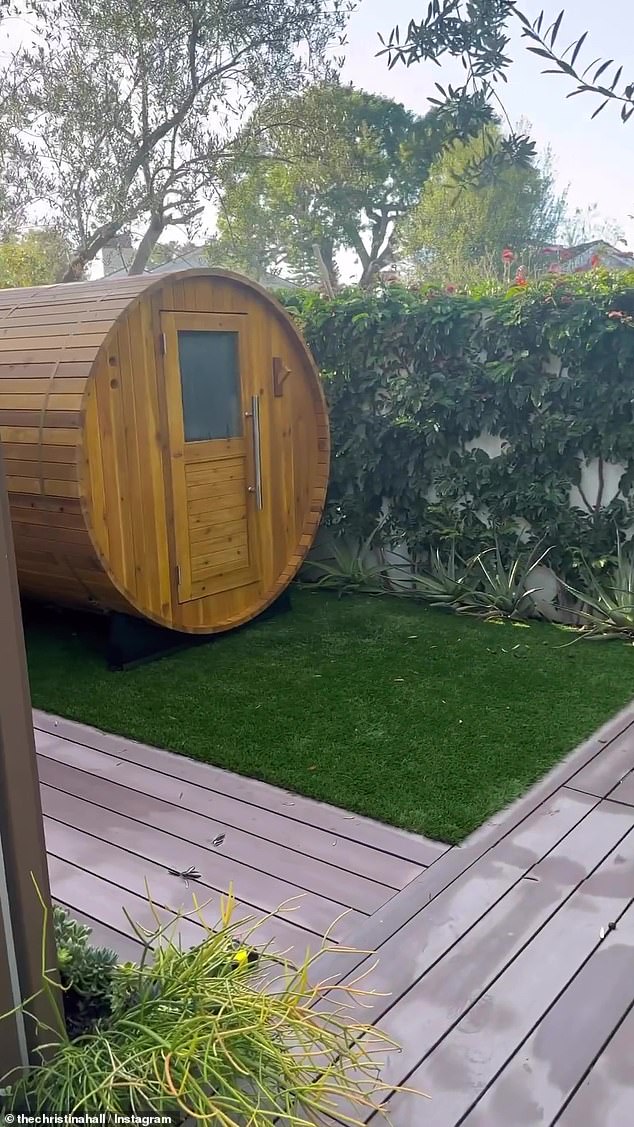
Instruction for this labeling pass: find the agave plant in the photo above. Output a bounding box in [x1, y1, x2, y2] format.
[408, 545, 477, 609]
[457, 538, 551, 620]
[300, 517, 391, 597]
[560, 541, 634, 641]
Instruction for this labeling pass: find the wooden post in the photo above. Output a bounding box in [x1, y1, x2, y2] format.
[0, 442, 60, 1079]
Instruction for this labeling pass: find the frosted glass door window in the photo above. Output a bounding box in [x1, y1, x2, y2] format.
[177, 330, 242, 441]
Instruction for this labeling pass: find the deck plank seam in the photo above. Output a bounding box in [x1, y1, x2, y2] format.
[318, 787, 606, 984]
[366, 832, 634, 1124]
[38, 758, 397, 906]
[564, 775, 634, 805]
[562, 725, 634, 789]
[309, 790, 619, 1046]
[549, 994, 634, 1126]
[453, 891, 634, 1127]
[356, 798, 633, 1033]
[42, 803, 364, 930]
[461, 715, 634, 849]
[45, 844, 327, 946]
[563, 782, 607, 799]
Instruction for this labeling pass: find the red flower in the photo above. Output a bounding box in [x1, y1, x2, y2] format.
[514, 265, 528, 286]
[446, 284, 456, 294]
[502, 248, 515, 263]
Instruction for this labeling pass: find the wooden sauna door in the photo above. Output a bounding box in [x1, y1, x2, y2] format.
[161, 311, 261, 603]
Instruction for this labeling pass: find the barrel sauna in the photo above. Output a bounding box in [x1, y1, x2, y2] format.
[0, 269, 329, 633]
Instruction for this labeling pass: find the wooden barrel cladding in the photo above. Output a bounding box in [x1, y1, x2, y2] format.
[0, 269, 329, 633]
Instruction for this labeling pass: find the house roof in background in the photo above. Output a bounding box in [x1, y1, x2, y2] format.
[544, 240, 634, 273]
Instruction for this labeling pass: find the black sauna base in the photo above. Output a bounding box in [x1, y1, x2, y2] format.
[21, 590, 292, 672]
[107, 589, 292, 671]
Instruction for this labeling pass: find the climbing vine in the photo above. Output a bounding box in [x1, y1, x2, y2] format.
[281, 272, 634, 581]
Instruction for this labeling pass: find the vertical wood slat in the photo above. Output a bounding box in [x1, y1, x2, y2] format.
[116, 320, 147, 606]
[128, 304, 164, 617]
[0, 444, 60, 1073]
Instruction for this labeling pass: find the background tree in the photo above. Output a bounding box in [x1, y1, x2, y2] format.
[558, 204, 626, 248]
[211, 82, 468, 289]
[400, 125, 566, 286]
[13, 0, 351, 281]
[0, 4, 46, 237]
[0, 229, 74, 288]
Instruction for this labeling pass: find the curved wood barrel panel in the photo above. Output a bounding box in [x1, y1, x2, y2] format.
[0, 270, 329, 633]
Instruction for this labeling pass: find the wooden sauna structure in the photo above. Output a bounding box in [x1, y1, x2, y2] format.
[0, 269, 329, 635]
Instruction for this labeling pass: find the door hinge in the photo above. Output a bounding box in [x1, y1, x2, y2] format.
[159, 332, 167, 356]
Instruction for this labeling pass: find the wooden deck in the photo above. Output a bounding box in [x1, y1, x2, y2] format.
[34, 709, 450, 965]
[36, 703, 634, 1125]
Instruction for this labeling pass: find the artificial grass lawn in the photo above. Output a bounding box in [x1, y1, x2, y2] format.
[25, 590, 634, 843]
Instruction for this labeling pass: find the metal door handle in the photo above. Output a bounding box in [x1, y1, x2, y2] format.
[249, 395, 263, 509]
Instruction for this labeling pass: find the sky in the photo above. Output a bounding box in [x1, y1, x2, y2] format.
[340, 0, 634, 246]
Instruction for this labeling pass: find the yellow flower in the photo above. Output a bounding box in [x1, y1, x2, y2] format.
[231, 946, 258, 970]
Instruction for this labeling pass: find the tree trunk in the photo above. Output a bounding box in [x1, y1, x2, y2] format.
[359, 259, 380, 289]
[57, 216, 134, 283]
[312, 244, 335, 297]
[129, 214, 164, 275]
[320, 241, 339, 291]
[59, 254, 92, 283]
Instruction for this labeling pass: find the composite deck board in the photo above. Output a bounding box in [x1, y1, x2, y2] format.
[568, 723, 634, 797]
[41, 785, 358, 942]
[45, 823, 323, 964]
[609, 768, 634, 807]
[36, 735, 399, 907]
[371, 811, 634, 1126]
[463, 900, 634, 1126]
[312, 787, 601, 998]
[556, 1004, 634, 1127]
[34, 710, 443, 868]
[39, 757, 382, 924]
[48, 854, 206, 950]
[319, 790, 623, 1125]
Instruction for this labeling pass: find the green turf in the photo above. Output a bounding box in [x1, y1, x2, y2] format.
[24, 590, 634, 843]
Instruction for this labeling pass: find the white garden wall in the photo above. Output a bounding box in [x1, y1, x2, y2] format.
[306, 428, 628, 624]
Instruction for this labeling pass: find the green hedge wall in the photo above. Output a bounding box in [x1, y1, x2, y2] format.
[281, 272, 634, 581]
